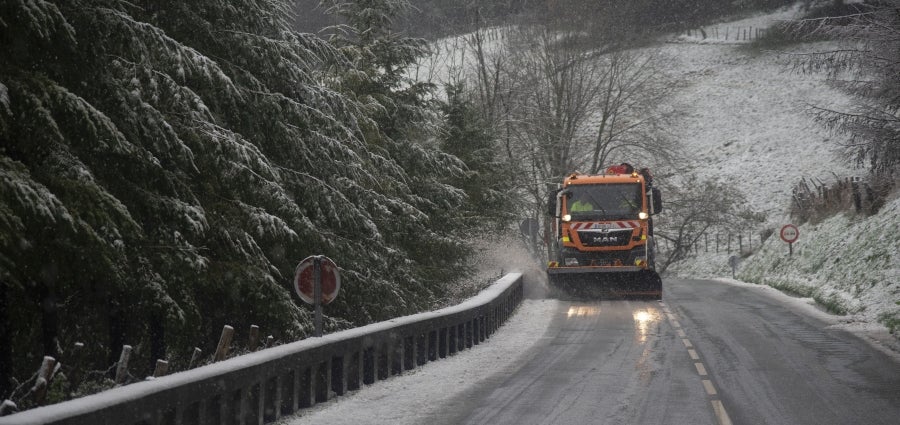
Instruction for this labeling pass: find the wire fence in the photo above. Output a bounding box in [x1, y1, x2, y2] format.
[683, 26, 771, 42]
[660, 229, 770, 258]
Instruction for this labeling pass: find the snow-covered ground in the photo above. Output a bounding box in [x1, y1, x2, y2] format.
[283, 3, 897, 422]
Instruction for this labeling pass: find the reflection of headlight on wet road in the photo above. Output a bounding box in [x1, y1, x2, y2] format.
[634, 310, 652, 323]
[567, 305, 601, 318]
[633, 309, 659, 344]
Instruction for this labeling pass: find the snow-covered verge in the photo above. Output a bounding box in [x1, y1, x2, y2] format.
[740, 197, 899, 329]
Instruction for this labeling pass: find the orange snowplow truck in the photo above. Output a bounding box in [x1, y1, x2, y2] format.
[546, 164, 663, 298]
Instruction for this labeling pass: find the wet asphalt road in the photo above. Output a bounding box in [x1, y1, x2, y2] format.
[432, 278, 900, 425]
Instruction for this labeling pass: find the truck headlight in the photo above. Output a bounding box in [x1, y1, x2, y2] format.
[562, 214, 572, 222]
[639, 212, 649, 220]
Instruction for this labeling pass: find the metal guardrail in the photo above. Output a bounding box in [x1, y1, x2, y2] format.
[1, 273, 524, 425]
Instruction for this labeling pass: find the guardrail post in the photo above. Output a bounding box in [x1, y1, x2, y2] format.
[347, 350, 361, 391]
[266, 375, 280, 422]
[473, 318, 480, 345]
[251, 381, 263, 425]
[449, 325, 458, 355]
[236, 387, 248, 425]
[416, 333, 428, 366]
[392, 342, 403, 375]
[363, 347, 376, 385]
[290, 369, 300, 413]
[438, 328, 448, 358]
[488, 309, 495, 335]
[299, 367, 313, 408]
[404, 336, 416, 370]
[331, 355, 346, 396]
[492, 307, 498, 334]
[170, 403, 181, 425]
[480, 316, 486, 343]
[315, 360, 330, 403]
[219, 393, 230, 425]
[247, 382, 260, 425]
[378, 345, 390, 380]
[196, 398, 208, 425]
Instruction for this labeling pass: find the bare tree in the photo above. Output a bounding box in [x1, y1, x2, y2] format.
[585, 50, 678, 174]
[416, 4, 682, 258]
[654, 176, 764, 273]
[505, 27, 606, 186]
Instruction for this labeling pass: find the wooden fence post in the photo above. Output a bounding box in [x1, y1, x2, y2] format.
[0, 399, 16, 416]
[214, 325, 234, 362]
[153, 360, 169, 378]
[188, 347, 202, 369]
[249, 325, 260, 352]
[67, 342, 85, 394]
[31, 356, 56, 405]
[115, 345, 132, 385]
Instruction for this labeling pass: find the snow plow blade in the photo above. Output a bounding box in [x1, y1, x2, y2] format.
[547, 267, 662, 300]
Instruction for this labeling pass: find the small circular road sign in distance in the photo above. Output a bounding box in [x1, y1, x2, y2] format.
[780, 224, 800, 244]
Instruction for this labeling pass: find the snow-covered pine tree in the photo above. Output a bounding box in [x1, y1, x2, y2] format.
[1, 0, 474, 401]
[439, 83, 517, 230]
[322, 0, 474, 305]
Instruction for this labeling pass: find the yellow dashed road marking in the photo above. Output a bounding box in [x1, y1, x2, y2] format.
[711, 400, 733, 425]
[702, 380, 718, 396]
[695, 362, 708, 376]
[662, 302, 733, 425]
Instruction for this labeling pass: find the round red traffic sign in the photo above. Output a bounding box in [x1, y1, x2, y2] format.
[294, 256, 340, 305]
[780, 224, 799, 244]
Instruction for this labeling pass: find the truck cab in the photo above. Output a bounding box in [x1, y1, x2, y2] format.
[547, 165, 663, 298]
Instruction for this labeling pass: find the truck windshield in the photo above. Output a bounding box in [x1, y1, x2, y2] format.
[566, 183, 642, 220]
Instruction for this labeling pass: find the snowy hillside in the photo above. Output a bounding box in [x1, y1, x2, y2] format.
[657, 6, 899, 342]
[660, 30, 858, 223]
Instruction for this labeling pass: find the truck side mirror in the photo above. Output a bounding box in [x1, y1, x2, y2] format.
[652, 187, 663, 214]
[547, 188, 569, 217]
